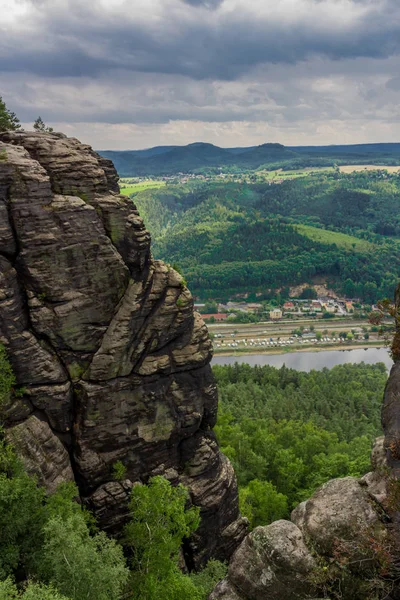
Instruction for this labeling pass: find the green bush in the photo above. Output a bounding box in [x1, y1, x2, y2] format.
[124, 476, 201, 600]
[111, 460, 126, 481]
[190, 560, 228, 599]
[0, 579, 70, 600]
[0, 439, 46, 579]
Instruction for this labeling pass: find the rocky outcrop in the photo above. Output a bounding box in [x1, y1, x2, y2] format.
[292, 476, 383, 555]
[211, 520, 316, 600]
[210, 436, 399, 600]
[0, 131, 246, 567]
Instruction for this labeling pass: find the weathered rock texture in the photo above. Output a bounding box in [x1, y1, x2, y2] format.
[0, 131, 246, 567]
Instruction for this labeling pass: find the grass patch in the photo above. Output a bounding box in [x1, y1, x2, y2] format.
[294, 224, 374, 253]
[119, 180, 166, 196]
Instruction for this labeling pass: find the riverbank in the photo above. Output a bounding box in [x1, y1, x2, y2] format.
[213, 340, 388, 357]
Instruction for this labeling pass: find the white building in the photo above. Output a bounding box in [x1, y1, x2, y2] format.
[270, 308, 283, 320]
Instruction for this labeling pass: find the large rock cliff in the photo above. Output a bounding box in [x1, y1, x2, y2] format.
[0, 131, 247, 567]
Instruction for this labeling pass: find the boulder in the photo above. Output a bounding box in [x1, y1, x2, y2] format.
[225, 520, 315, 600]
[292, 477, 383, 555]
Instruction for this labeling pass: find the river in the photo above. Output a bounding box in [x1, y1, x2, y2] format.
[212, 347, 393, 372]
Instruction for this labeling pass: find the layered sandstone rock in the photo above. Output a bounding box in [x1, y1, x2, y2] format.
[0, 131, 246, 567]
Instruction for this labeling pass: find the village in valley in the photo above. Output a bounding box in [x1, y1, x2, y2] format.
[196, 294, 387, 355]
[198, 296, 358, 323]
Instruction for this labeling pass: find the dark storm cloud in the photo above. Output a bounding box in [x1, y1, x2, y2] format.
[2, 0, 400, 82]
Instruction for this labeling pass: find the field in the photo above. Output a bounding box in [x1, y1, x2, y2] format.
[119, 179, 165, 196]
[339, 165, 400, 174]
[294, 224, 374, 252]
[258, 167, 333, 180]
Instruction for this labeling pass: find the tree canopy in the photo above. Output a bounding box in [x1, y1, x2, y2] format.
[0, 98, 20, 133]
[132, 174, 400, 302]
[124, 476, 202, 600]
[214, 362, 387, 528]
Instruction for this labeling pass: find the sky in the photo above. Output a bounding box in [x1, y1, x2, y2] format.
[2, 0, 400, 149]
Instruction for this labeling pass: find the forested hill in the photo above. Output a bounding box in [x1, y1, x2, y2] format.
[99, 143, 296, 176]
[131, 171, 400, 302]
[99, 142, 400, 176]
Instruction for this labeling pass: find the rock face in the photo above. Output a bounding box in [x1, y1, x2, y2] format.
[383, 361, 400, 477]
[0, 131, 246, 566]
[292, 476, 383, 555]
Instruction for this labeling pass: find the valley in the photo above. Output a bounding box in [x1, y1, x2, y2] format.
[4, 0, 400, 595]
[122, 165, 400, 308]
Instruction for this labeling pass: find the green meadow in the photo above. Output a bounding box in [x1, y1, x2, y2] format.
[119, 180, 165, 196]
[295, 224, 374, 252]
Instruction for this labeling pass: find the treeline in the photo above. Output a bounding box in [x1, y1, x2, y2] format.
[213, 362, 386, 529]
[100, 143, 297, 176]
[150, 201, 399, 302]
[99, 142, 400, 176]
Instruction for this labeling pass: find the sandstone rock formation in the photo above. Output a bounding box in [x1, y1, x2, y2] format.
[0, 131, 247, 567]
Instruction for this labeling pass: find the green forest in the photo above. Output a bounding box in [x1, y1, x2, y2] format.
[213, 361, 387, 529]
[131, 171, 400, 302]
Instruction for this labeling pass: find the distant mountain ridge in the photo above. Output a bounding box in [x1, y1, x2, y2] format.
[98, 141, 400, 176]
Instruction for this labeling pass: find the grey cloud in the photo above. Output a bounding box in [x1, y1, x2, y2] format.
[3, 0, 400, 148]
[2, 0, 400, 83]
[386, 76, 400, 91]
[5, 52, 400, 128]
